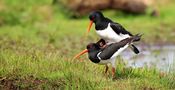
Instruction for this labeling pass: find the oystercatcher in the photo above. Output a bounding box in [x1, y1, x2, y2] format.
[87, 11, 140, 54]
[74, 34, 142, 78]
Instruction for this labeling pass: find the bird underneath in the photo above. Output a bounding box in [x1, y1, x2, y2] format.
[74, 34, 142, 78]
[86, 11, 140, 54]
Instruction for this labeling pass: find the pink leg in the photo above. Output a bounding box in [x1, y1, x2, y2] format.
[112, 67, 116, 78]
[102, 44, 107, 48]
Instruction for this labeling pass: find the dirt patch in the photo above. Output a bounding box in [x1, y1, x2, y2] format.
[0, 76, 46, 90]
[56, 0, 154, 17]
[0, 76, 67, 90]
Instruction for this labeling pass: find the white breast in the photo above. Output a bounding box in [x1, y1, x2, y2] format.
[98, 60, 111, 65]
[96, 23, 130, 44]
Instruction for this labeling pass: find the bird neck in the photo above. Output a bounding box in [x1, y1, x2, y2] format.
[95, 17, 112, 30]
[95, 21, 108, 30]
[88, 50, 101, 63]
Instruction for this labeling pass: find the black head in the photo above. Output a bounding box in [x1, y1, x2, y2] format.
[89, 11, 104, 23]
[86, 43, 100, 52]
[73, 42, 101, 60]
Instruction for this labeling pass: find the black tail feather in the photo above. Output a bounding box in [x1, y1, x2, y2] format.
[130, 33, 142, 54]
[131, 44, 139, 54]
[132, 33, 143, 42]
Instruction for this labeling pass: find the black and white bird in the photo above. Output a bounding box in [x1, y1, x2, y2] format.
[86, 11, 140, 54]
[74, 34, 142, 78]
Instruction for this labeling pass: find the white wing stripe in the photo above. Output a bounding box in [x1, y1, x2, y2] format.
[97, 52, 102, 60]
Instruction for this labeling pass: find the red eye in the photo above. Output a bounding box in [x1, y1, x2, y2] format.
[87, 43, 93, 49]
[92, 16, 94, 20]
[87, 44, 91, 49]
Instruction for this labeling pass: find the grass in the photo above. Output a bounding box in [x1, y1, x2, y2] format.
[0, 0, 175, 89]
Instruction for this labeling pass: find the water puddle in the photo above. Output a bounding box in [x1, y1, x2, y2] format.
[121, 44, 175, 72]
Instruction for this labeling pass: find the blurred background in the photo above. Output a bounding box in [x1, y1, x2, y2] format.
[0, 0, 175, 89]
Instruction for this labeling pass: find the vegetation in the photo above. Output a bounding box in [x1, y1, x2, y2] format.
[0, 0, 175, 89]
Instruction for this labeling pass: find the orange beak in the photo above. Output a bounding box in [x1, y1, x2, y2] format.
[87, 20, 93, 33]
[73, 49, 88, 59]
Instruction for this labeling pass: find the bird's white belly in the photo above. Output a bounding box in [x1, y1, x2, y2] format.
[96, 24, 130, 44]
[98, 59, 111, 65]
